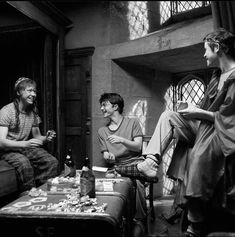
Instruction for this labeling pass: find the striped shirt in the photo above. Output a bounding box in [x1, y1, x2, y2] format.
[0, 102, 41, 141]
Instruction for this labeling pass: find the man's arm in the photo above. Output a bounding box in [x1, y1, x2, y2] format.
[31, 127, 47, 143]
[31, 127, 56, 144]
[178, 103, 215, 122]
[0, 126, 42, 149]
[107, 135, 143, 152]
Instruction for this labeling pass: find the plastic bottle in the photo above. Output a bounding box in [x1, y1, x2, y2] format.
[64, 149, 76, 177]
[80, 157, 96, 198]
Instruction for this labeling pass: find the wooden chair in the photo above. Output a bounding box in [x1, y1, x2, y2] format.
[142, 135, 158, 221]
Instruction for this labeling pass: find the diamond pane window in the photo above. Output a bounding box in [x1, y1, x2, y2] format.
[127, 1, 149, 40]
[160, 1, 211, 24]
[178, 76, 205, 106]
[160, 1, 171, 25]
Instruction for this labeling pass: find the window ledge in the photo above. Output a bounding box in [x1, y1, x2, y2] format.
[161, 5, 211, 28]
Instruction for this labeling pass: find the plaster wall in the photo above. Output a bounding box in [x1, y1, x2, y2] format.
[62, 1, 163, 49]
[62, 2, 130, 49]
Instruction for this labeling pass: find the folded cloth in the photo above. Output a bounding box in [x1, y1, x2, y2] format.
[115, 164, 158, 183]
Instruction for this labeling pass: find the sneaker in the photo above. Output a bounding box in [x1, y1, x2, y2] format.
[132, 219, 147, 237]
[137, 156, 159, 178]
[183, 223, 202, 237]
[160, 207, 183, 224]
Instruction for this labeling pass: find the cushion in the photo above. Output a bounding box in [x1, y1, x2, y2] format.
[0, 160, 17, 197]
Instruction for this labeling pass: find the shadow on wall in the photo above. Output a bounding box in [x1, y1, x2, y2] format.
[128, 99, 147, 134]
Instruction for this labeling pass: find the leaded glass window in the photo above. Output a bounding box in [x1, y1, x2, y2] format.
[160, 1, 211, 24]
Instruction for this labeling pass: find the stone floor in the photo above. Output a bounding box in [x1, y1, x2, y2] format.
[147, 196, 182, 237]
[147, 196, 235, 237]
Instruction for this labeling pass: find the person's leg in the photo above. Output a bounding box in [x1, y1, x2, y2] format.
[143, 110, 198, 157]
[21, 148, 58, 186]
[135, 180, 147, 220]
[161, 181, 184, 224]
[1, 152, 35, 192]
[184, 198, 206, 237]
[133, 180, 148, 236]
[116, 111, 198, 179]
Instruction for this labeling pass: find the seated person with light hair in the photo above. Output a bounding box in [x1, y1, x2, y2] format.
[0, 77, 58, 193]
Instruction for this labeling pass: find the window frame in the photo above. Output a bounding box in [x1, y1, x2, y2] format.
[177, 74, 206, 104]
[161, 3, 212, 27]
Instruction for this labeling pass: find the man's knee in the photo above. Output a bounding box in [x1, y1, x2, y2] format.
[37, 149, 58, 175]
[50, 155, 58, 166]
[16, 155, 33, 171]
[48, 155, 59, 175]
[38, 149, 58, 166]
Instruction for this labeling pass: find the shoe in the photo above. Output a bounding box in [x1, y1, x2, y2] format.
[138, 156, 160, 178]
[160, 207, 183, 224]
[182, 223, 202, 237]
[132, 219, 146, 237]
[182, 231, 198, 237]
[115, 164, 158, 183]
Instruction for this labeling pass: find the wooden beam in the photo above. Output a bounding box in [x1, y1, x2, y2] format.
[7, 1, 60, 35]
[0, 23, 42, 33]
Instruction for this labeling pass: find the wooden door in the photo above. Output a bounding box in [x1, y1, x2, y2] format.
[64, 47, 94, 169]
[41, 33, 57, 156]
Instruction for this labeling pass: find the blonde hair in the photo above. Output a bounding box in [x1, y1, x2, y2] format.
[13, 77, 38, 132]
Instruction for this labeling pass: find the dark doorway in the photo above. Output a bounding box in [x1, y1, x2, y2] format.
[1, 29, 44, 107]
[0, 27, 57, 155]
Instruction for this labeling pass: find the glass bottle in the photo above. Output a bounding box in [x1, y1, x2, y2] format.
[64, 148, 76, 177]
[80, 157, 96, 198]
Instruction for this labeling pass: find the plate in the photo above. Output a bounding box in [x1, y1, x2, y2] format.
[13, 201, 32, 208]
[30, 197, 47, 203]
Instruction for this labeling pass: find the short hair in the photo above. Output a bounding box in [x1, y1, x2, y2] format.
[203, 28, 235, 59]
[99, 93, 124, 114]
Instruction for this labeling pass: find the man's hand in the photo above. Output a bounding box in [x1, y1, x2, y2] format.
[46, 130, 56, 142]
[176, 100, 188, 111]
[107, 135, 124, 144]
[178, 103, 206, 120]
[25, 138, 43, 148]
[103, 151, 116, 164]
